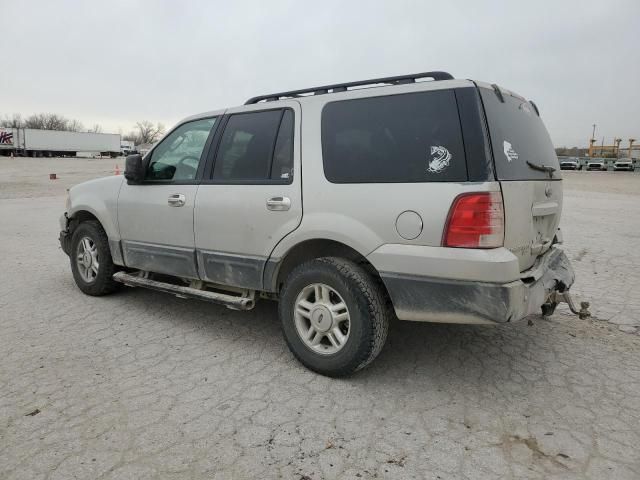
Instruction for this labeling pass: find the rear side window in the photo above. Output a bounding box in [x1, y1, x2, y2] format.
[321, 90, 467, 183]
[479, 87, 560, 181]
[270, 109, 294, 181]
[213, 109, 293, 182]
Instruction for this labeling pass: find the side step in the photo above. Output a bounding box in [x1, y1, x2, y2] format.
[112, 271, 255, 310]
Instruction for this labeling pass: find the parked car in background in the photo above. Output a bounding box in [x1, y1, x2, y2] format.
[587, 159, 607, 171]
[560, 158, 580, 170]
[613, 158, 635, 171]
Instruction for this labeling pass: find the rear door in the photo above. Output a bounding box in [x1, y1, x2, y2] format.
[194, 101, 301, 290]
[479, 85, 562, 272]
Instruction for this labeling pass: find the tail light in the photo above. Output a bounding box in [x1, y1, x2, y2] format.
[443, 192, 504, 248]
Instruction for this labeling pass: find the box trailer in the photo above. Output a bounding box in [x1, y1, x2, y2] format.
[0, 127, 121, 157]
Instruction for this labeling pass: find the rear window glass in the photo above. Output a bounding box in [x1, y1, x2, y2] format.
[479, 87, 560, 181]
[321, 90, 467, 183]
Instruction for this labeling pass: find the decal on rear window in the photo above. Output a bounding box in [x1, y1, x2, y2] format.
[503, 141, 519, 162]
[427, 146, 451, 174]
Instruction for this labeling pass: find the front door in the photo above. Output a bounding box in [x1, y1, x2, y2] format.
[118, 116, 219, 278]
[194, 102, 302, 290]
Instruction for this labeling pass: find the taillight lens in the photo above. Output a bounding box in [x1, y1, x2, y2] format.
[443, 192, 504, 248]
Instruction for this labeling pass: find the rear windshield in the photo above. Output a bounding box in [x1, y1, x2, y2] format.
[321, 90, 467, 183]
[479, 87, 560, 181]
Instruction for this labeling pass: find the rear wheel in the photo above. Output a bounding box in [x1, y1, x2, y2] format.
[279, 257, 390, 377]
[69, 221, 119, 296]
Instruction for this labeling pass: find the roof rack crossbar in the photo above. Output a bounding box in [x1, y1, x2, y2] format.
[244, 71, 454, 104]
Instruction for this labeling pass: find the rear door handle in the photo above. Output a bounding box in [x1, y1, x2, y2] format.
[266, 196, 291, 211]
[168, 193, 186, 207]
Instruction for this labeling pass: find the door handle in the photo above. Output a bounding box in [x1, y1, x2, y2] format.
[168, 193, 186, 207]
[266, 196, 291, 211]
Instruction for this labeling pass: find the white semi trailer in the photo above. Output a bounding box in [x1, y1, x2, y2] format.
[0, 128, 121, 157]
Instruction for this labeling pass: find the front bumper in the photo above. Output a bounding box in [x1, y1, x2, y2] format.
[59, 213, 72, 256]
[381, 247, 575, 324]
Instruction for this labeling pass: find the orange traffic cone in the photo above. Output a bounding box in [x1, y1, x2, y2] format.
[114, 164, 120, 175]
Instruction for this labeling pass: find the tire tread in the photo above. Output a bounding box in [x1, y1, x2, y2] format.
[279, 256, 390, 376]
[70, 220, 119, 296]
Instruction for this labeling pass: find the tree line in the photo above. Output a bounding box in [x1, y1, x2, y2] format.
[0, 113, 99, 133]
[1, 113, 165, 146]
[122, 120, 165, 145]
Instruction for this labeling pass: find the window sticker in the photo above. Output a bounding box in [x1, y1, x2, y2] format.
[503, 141, 519, 162]
[427, 146, 451, 174]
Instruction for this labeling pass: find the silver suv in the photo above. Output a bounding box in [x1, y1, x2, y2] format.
[59, 71, 585, 376]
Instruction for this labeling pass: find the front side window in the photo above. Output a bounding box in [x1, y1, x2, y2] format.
[145, 117, 216, 181]
[213, 109, 293, 182]
[321, 90, 467, 183]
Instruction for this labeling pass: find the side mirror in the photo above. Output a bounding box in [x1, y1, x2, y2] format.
[124, 154, 144, 184]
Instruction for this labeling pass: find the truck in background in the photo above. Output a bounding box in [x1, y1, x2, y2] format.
[0, 127, 121, 158]
[120, 140, 135, 156]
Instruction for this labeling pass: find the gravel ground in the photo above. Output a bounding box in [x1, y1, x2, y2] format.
[1, 158, 639, 479]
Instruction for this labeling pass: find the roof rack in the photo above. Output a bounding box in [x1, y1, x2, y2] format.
[244, 71, 454, 105]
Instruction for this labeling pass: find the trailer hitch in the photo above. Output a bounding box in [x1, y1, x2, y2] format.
[547, 291, 591, 320]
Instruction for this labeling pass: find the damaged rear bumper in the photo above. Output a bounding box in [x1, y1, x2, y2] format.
[381, 247, 575, 324]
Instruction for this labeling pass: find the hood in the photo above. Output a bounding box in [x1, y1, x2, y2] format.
[69, 175, 124, 196]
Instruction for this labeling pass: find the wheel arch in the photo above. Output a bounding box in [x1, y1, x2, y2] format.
[67, 208, 124, 266]
[265, 238, 391, 301]
[70, 209, 101, 226]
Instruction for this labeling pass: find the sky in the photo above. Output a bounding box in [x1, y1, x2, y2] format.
[1, 0, 638, 147]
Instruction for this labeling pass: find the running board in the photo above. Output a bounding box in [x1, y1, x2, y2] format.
[112, 271, 255, 310]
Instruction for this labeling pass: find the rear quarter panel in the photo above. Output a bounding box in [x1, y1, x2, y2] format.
[269, 83, 501, 266]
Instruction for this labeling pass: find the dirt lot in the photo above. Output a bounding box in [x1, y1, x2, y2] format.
[1, 158, 639, 479]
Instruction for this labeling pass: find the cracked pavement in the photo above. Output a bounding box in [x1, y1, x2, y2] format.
[1, 159, 639, 479]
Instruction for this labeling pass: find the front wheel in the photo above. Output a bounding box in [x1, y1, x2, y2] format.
[69, 221, 120, 296]
[279, 257, 390, 377]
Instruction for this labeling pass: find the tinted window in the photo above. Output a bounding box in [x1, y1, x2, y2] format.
[146, 117, 216, 181]
[213, 110, 287, 181]
[321, 90, 467, 183]
[479, 87, 560, 180]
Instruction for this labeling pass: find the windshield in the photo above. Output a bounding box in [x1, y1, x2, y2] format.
[480, 86, 560, 181]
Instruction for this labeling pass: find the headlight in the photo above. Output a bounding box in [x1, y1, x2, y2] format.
[65, 189, 71, 210]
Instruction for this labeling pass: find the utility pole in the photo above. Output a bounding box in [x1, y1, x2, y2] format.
[614, 138, 622, 158]
[588, 124, 597, 157]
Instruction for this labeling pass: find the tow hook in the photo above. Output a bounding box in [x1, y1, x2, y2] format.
[549, 291, 591, 320]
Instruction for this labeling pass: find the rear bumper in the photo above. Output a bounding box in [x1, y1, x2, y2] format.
[381, 247, 574, 324]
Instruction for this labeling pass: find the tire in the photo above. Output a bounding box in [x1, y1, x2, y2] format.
[69, 220, 120, 296]
[279, 257, 390, 377]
